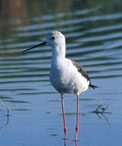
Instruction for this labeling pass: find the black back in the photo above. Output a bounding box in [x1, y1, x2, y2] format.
[71, 60, 97, 89]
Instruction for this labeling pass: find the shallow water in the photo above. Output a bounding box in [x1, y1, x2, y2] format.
[0, 0, 122, 146]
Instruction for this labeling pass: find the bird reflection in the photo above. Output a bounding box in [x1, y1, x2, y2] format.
[75, 138, 78, 146]
[62, 121, 79, 146]
[62, 103, 111, 146]
[63, 134, 78, 146]
[64, 135, 67, 146]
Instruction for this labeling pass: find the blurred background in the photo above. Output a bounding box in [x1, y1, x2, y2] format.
[0, 0, 122, 146]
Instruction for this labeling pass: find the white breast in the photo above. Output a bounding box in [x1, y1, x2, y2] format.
[49, 58, 89, 95]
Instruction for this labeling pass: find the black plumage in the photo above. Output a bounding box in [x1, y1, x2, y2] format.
[71, 60, 97, 89]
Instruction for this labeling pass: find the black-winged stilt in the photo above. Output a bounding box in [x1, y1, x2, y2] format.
[23, 31, 97, 141]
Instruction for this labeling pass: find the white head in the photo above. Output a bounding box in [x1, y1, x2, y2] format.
[23, 31, 66, 58]
[46, 31, 65, 46]
[46, 31, 66, 58]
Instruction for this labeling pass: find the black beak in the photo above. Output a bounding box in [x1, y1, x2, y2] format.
[23, 41, 47, 53]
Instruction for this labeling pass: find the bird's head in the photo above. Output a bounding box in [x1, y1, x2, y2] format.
[23, 31, 65, 53]
[46, 31, 65, 47]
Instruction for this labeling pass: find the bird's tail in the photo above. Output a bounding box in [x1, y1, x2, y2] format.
[89, 84, 98, 89]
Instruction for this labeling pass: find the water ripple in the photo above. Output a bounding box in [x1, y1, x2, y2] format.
[0, 7, 122, 101]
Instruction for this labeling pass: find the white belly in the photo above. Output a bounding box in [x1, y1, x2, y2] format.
[49, 59, 89, 95]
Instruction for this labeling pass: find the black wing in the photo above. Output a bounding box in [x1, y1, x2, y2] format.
[71, 60, 97, 89]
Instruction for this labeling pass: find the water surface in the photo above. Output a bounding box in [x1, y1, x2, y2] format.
[0, 0, 122, 146]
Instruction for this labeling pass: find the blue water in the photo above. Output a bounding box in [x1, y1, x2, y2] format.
[0, 0, 122, 146]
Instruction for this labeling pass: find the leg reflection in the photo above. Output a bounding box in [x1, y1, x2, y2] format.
[64, 133, 67, 146]
[75, 138, 78, 146]
[75, 95, 79, 142]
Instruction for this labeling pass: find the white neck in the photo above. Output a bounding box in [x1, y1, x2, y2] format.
[51, 43, 66, 63]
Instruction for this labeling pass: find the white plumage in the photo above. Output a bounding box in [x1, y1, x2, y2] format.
[50, 57, 89, 95]
[45, 31, 90, 95]
[24, 30, 97, 141]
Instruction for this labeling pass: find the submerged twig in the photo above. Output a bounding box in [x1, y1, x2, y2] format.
[92, 101, 111, 114]
[0, 99, 10, 116]
[101, 113, 111, 126]
[0, 114, 9, 131]
[90, 101, 112, 126]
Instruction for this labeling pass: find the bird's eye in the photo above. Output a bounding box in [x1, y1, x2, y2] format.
[51, 36, 55, 40]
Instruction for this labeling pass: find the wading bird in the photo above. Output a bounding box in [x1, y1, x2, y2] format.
[23, 31, 97, 141]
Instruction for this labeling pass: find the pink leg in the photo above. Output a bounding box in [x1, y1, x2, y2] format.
[61, 95, 67, 140]
[75, 95, 79, 141]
